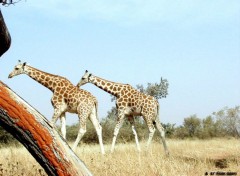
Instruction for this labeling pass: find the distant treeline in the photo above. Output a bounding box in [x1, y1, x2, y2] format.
[0, 105, 239, 145]
[0, 80, 239, 144]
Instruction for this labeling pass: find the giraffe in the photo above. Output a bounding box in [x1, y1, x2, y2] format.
[8, 61, 105, 154]
[77, 70, 169, 155]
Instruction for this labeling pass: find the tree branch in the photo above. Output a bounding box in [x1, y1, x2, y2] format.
[0, 81, 92, 176]
[1, 0, 22, 6]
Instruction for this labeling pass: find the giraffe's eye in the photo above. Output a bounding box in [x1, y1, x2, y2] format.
[15, 68, 19, 70]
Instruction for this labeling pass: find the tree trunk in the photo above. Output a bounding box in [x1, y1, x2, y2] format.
[0, 81, 92, 176]
[0, 9, 11, 57]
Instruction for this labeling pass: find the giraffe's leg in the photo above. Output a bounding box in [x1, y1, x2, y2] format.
[51, 102, 66, 126]
[144, 116, 156, 149]
[154, 119, 169, 155]
[128, 116, 141, 152]
[51, 106, 63, 127]
[60, 112, 66, 139]
[111, 110, 125, 153]
[51, 104, 67, 139]
[72, 116, 87, 151]
[146, 125, 156, 149]
[51, 109, 59, 126]
[89, 107, 105, 155]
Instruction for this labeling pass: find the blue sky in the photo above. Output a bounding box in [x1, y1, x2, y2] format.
[1, 0, 240, 126]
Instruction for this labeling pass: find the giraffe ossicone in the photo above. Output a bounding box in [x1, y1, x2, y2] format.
[8, 61, 105, 154]
[77, 70, 169, 155]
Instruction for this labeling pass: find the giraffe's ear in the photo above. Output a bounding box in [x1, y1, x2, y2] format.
[23, 62, 26, 67]
[89, 73, 92, 77]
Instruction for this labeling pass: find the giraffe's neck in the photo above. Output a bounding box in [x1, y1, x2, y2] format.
[25, 65, 61, 92]
[91, 76, 124, 97]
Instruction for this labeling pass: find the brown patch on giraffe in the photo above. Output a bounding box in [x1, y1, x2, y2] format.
[127, 92, 131, 97]
[118, 97, 123, 102]
[64, 81, 69, 86]
[52, 96, 57, 101]
[120, 90, 126, 95]
[56, 87, 60, 92]
[41, 75, 45, 79]
[96, 78, 101, 83]
[46, 77, 50, 81]
[45, 82, 49, 87]
[118, 102, 123, 107]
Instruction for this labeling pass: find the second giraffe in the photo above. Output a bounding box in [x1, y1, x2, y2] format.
[77, 70, 169, 155]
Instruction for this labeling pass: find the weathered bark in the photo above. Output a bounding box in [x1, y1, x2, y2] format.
[0, 81, 92, 176]
[0, 9, 11, 57]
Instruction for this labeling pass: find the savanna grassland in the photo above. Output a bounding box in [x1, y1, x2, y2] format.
[0, 139, 239, 176]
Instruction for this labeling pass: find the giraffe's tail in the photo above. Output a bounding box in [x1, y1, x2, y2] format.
[153, 102, 161, 130]
[153, 102, 170, 155]
[94, 98, 99, 120]
[154, 100, 160, 123]
[153, 102, 163, 136]
[157, 102, 160, 120]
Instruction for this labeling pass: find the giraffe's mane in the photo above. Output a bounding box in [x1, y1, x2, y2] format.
[27, 65, 69, 81]
[94, 75, 129, 86]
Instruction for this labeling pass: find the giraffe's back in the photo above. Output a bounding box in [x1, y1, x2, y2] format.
[117, 85, 159, 116]
[53, 80, 96, 114]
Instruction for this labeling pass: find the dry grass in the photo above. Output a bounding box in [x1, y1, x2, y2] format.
[0, 139, 239, 176]
[0, 146, 45, 176]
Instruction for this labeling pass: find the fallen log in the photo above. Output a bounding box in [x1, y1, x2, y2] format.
[0, 81, 92, 176]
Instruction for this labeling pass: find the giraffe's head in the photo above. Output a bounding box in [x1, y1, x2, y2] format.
[8, 60, 28, 78]
[77, 70, 92, 87]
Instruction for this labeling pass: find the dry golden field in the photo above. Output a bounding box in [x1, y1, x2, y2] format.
[0, 139, 239, 176]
